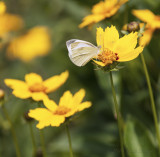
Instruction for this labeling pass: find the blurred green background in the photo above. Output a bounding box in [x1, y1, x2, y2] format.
[0, 0, 160, 156]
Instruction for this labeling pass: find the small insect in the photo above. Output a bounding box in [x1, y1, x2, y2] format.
[66, 39, 101, 67]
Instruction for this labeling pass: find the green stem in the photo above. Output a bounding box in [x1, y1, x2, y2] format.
[2, 105, 21, 157]
[37, 102, 47, 157]
[109, 71, 125, 157]
[28, 122, 37, 156]
[39, 130, 47, 157]
[140, 53, 160, 151]
[65, 124, 74, 157]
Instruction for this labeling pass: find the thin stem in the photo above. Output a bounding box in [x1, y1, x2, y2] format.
[109, 71, 125, 157]
[39, 129, 47, 157]
[65, 124, 74, 157]
[28, 122, 37, 156]
[140, 53, 160, 151]
[37, 102, 47, 157]
[2, 105, 21, 157]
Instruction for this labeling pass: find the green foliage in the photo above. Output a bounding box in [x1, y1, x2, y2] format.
[0, 0, 160, 157]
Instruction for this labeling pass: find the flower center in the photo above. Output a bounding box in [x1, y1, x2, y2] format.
[97, 48, 119, 65]
[29, 83, 47, 93]
[54, 106, 71, 115]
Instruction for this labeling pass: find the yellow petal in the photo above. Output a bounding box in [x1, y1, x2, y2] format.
[59, 90, 73, 107]
[7, 26, 51, 62]
[96, 27, 104, 50]
[77, 101, 92, 112]
[43, 98, 58, 112]
[31, 92, 48, 101]
[132, 9, 155, 24]
[0, 2, 6, 14]
[0, 13, 24, 37]
[113, 32, 138, 54]
[4, 79, 28, 89]
[43, 71, 69, 93]
[28, 108, 65, 129]
[72, 89, 85, 105]
[12, 89, 31, 99]
[25, 73, 43, 86]
[104, 25, 119, 50]
[139, 28, 154, 46]
[92, 60, 106, 67]
[92, 1, 106, 14]
[118, 46, 144, 62]
[65, 108, 77, 117]
[79, 14, 105, 29]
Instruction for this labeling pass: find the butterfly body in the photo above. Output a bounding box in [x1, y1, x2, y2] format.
[66, 39, 100, 66]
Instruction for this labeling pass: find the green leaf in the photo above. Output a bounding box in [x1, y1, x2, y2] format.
[124, 117, 158, 157]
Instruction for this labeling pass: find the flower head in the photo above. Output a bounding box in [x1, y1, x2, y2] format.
[132, 10, 160, 30]
[0, 2, 6, 15]
[79, 0, 128, 28]
[132, 10, 160, 46]
[7, 26, 51, 62]
[4, 71, 69, 101]
[0, 2, 23, 38]
[94, 26, 143, 67]
[28, 89, 92, 129]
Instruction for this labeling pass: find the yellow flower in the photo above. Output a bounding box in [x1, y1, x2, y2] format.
[138, 24, 154, 46]
[7, 26, 51, 62]
[79, 0, 128, 28]
[94, 26, 143, 67]
[0, 2, 23, 38]
[0, 2, 6, 15]
[132, 10, 160, 46]
[132, 10, 160, 30]
[28, 89, 92, 129]
[122, 23, 153, 46]
[4, 71, 69, 101]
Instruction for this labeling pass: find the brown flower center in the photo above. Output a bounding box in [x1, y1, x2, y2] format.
[29, 83, 47, 93]
[97, 48, 119, 65]
[54, 106, 71, 115]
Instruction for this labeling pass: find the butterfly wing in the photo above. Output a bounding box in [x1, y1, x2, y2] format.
[66, 39, 99, 66]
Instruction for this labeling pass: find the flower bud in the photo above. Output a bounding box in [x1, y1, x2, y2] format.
[127, 21, 140, 33]
[23, 111, 34, 122]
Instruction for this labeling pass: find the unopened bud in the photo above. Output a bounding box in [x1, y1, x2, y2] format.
[24, 111, 34, 122]
[127, 21, 140, 33]
[0, 89, 5, 99]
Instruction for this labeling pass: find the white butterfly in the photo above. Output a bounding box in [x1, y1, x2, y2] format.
[66, 39, 100, 67]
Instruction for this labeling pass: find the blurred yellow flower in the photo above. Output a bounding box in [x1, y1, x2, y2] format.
[0, 2, 23, 38]
[132, 10, 160, 46]
[94, 26, 143, 67]
[132, 10, 160, 30]
[4, 71, 69, 101]
[7, 26, 51, 62]
[28, 89, 92, 129]
[79, 0, 128, 28]
[139, 24, 154, 46]
[0, 2, 6, 15]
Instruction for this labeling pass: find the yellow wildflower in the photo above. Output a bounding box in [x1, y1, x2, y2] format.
[132, 10, 160, 46]
[28, 89, 92, 129]
[132, 10, 160, 30]
[122, 23, 153, 46]
[0, 2, 6, 15]
[94, 26, 143, 67]
[7, 26, 51, 62]
[79, 0, 128, 28]
[4, 71, 69, 101]
[0, 2, 23, 38]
